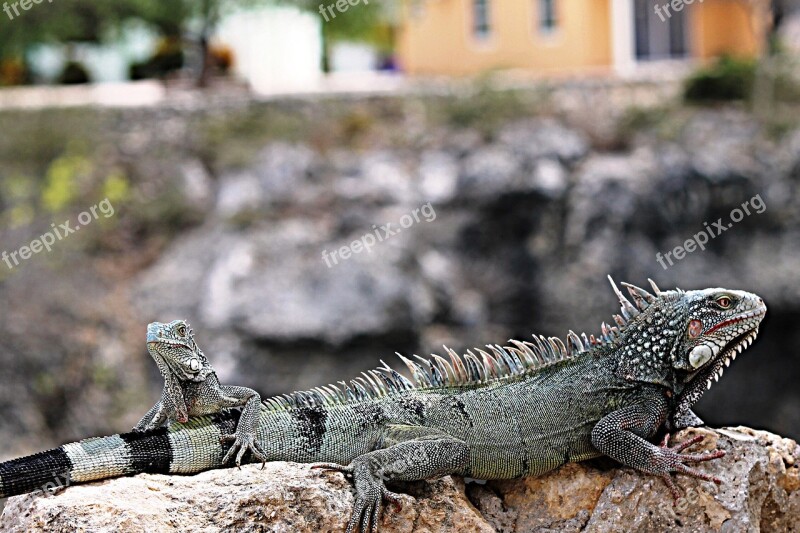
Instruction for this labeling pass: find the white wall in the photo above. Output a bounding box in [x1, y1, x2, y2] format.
[216, 6, 322, 94]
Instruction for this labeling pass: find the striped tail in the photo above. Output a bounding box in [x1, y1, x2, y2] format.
[0, 411, 239, 498]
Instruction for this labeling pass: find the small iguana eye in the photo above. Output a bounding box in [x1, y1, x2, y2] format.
[715, 296, 732, 309]
[177, 325, 187, 337]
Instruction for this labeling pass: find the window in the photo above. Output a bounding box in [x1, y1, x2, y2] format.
[473, 0, 491, 38]
[538, 0, 558, 33]
[633, 0, 688, 59]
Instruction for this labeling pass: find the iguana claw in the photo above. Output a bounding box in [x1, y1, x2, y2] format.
[313, 461, 404, 533]
[657, 433, 725, 500]
[221, 432, 268, 468]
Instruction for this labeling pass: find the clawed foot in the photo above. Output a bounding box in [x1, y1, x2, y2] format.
[220, 432, 268, 468]
[313, 462, 404, 533]
[657, 433, 726, 500]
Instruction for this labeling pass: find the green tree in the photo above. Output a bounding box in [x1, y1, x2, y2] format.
[145, 0, 266, 86]
[275, 0, 395, 72]
[0, 0, 182, 83]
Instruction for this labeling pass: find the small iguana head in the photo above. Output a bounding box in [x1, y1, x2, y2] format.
[146, 320, 212, 382]
[606, 277, 766, 415]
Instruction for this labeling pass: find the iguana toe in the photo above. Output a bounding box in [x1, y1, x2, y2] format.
[220, 432, 268, 467]
[315, 458, 403, 533]
[657, 433, 725, 500]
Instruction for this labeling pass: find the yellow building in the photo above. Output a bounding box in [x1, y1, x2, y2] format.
[397, 0, 762, 76]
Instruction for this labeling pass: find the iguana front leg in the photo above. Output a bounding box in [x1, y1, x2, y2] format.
[590, 397, 725, 498]
[314, 425, 470, 533]
[215, 385, 268, 467]
[133, 375, 189, 431]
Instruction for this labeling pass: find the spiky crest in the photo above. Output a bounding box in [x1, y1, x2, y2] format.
[261, 278, 677, 413]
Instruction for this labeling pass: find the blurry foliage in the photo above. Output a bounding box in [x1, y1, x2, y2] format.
[684, 56, 757, 102]
[619, 106, 670, 131]
[0, 108, 202, 265]
[192, 80, 555, 172]
[208, 44, 235, 74]
[0, 57, 29, 86]
[102, 170, 131, 204]
[57, 61, 91, 85]
[1, 174, 36, 228]
[0, 0, 258, 86]
[338, 108, 376, 144]
[0, 0, 166, 61]
[129, 37, 184, 80]
[436, 79, 550, 139]
[41, 153, 93, 212]
[684, 54, 800, 105]
[7, 203, 35, 228]
[194, 104, 315, 169]
[319, 0, 395, 45]
[612, 105, 685, 148]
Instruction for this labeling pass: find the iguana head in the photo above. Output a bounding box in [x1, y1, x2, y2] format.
[667, 287, 766, 412]
[146, 320, 212, 383]
[606, 278, 766, 416]
[671, 289, 765, 374]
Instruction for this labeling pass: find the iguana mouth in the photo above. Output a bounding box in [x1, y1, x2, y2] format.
[699, 327, 760, 389]
[704, 306, 768, 335]
[147, 338, 191, 350]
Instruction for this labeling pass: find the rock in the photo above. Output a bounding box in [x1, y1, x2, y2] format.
[180, 160, 214, 209]
[528, 158, 568, 198]
[498, 118, 589, 166]
[565, 149, 657, 247]
[253, 143, 317, 205]
[216, 143, 320, 217]
[418, 151, 459, 203]
[679, 111, 763, 183]
[134, 219, 431, 345]
[459, 145, 522, 199]
[216, 171, 263, 217]
[3, 427, 797, 532]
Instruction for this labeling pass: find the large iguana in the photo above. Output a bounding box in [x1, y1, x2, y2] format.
[0, 278, 766, 532]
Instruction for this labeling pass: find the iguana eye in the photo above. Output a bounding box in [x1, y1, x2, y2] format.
[687, 319, 703, 338]
[177, 325, 187, 337]
[715, 296, 732, 309]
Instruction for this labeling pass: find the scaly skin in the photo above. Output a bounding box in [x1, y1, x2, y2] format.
[0, 279, 766, 533]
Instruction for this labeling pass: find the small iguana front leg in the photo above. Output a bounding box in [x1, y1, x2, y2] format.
[133, 401, 160, 431]
[216, 385, 268, 467]
[591, 397, 725, 498]
[314, 425, 470, 533]
[133, 376, 189, 431]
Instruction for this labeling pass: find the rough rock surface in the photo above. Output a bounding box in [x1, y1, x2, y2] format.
[2, 427, 798, 532]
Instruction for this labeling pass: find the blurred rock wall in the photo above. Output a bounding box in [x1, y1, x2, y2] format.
[0, 90, 798, 460]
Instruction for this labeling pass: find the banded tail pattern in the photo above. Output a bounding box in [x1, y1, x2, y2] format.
[0, 411, 238, 498]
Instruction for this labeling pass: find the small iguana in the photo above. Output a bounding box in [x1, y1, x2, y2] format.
[0, 278, 766, 533]
[133, 320, 267, 466]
